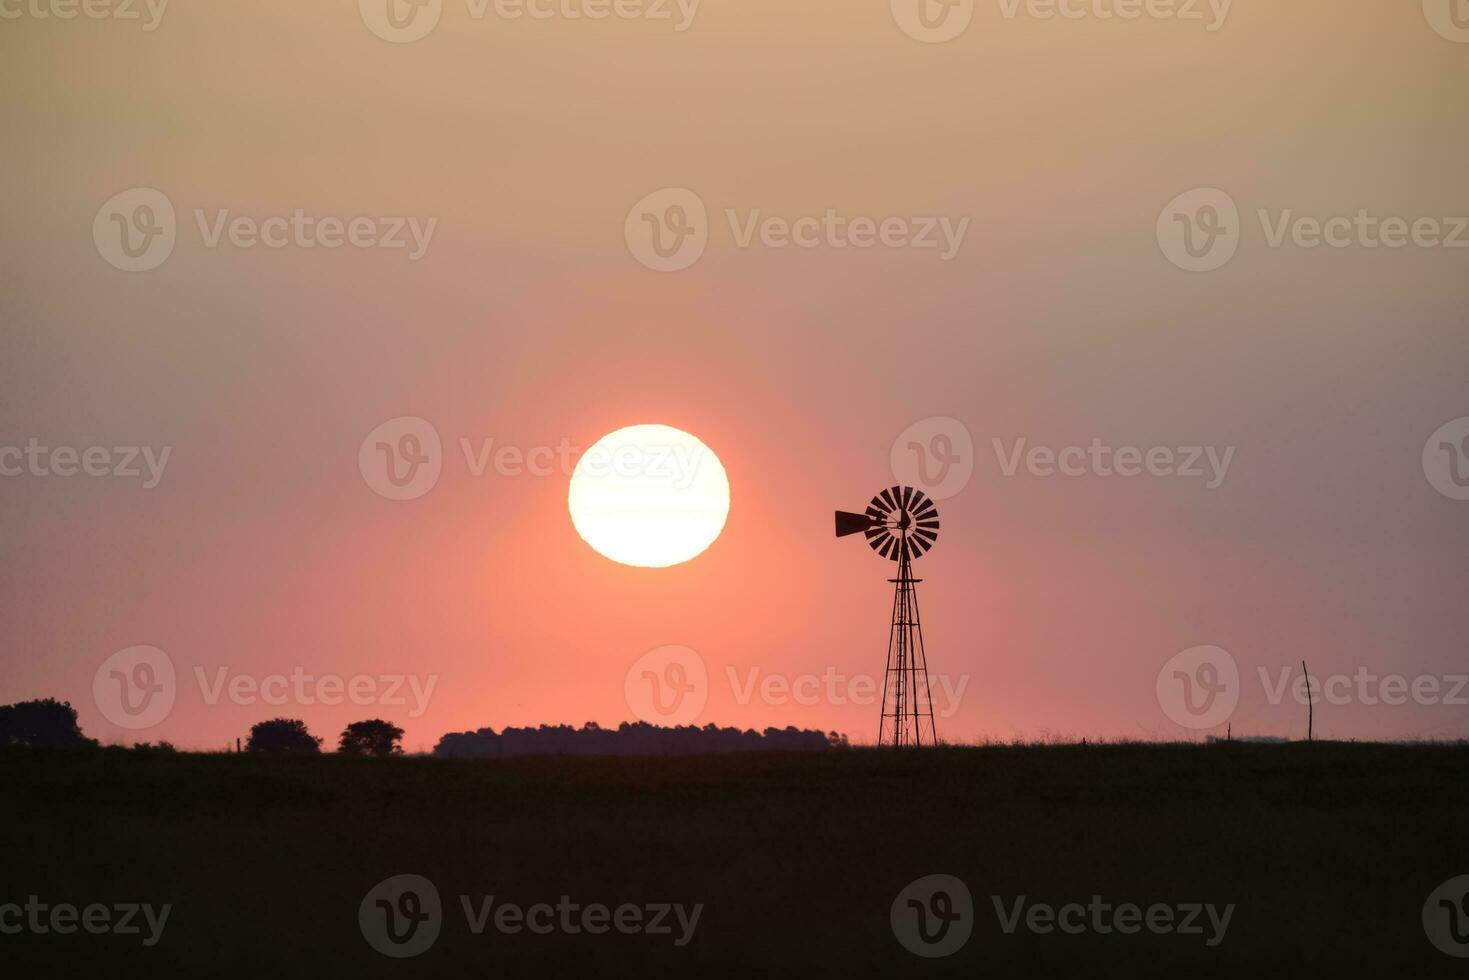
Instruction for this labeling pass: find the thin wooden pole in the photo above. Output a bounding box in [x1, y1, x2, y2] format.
[1302, 660, 1312, 742]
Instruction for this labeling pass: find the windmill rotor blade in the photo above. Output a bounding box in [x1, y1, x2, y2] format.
[880, 487, 899, 511]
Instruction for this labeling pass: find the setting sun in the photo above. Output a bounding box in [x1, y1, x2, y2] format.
[567, 424, 730, 568]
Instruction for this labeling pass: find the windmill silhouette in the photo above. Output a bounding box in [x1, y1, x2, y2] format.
[835, 486, 940, 747]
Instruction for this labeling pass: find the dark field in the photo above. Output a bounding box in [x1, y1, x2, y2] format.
[3, 743, 1467, 976]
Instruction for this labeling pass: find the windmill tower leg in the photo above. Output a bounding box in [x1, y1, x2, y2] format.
[906, 554, 938, 746]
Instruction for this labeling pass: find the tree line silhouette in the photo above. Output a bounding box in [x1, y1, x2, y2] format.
[435, 722, 845, 756]
[0, 698, 843, 756]
[0, 699, 407, 756]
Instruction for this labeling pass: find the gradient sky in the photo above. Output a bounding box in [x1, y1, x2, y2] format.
[2, 2, 1467, 750]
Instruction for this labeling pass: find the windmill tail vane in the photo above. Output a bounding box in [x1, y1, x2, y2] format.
[834, 485, 940, 747]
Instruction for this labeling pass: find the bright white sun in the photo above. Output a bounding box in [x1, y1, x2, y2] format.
[568, 424, 730, 568]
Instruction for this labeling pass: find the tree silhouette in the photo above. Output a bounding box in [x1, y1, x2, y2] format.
[245, 718, 322, 754]
[0, 698, 96, 749]
[337, 719, 404, 757]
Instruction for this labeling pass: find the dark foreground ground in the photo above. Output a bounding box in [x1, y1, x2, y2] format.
[2, 743, 1467, 976]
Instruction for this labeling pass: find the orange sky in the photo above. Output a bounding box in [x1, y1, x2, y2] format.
[2, 1, 1467, 749]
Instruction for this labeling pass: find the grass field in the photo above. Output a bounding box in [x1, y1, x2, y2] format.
[3, 742, 1467, 976]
